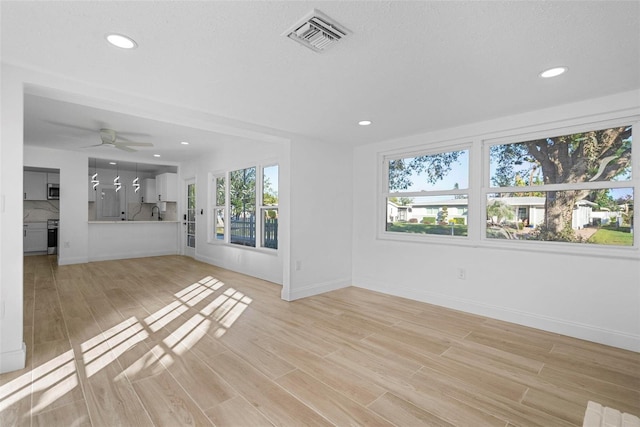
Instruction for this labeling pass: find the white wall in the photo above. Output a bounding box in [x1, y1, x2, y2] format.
[352, 90, 640, 352]
[24, 146, 91, 265]
[284, 137, 354, 301]
[0, 64, 27, 372]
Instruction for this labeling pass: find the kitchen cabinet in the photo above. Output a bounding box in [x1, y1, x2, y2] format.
[47, 173, 60, 184]
[24, 222, 47, 252]
[24, 171, 47, 200]
[142, 178, 156, 203]
[156, 173, 177, 202]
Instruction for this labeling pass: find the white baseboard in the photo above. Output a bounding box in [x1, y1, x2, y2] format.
[58, 255, 89, 265]
[88, 249, 178, 262]
[285, 277, 351, 301]
[353, 277, 640, 353]
[0, 342, 26, 374]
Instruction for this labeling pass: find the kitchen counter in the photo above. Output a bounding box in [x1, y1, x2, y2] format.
[88, 220, 180, 261]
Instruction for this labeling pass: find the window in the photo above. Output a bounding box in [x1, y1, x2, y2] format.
[384, 148, 469, 237]
[261, 165, 278, 249]
[210, 164, 279, 250]
[212, 175, 225, 241]
[486, 125, 633, 246]
[230, 167, 257, 247]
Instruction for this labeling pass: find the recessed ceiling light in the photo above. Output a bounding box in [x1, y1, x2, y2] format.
[153, 154, 161, 158]
[180, 141, 189, 145]
[109, 162, 117, 165]
[358, 120, 372, 126]
[106, 33, 137, 49]
[539, 66, 567, 78]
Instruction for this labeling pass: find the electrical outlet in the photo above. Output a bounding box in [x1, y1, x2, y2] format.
[295, 260, 302, 271]
[64, 241, 70, 248]
[457, 268, 466, 280]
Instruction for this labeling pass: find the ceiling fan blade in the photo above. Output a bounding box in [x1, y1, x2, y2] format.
[114, 144, 136, 152]
[117, 142, 154, 147]
[43, 120, 97, 133]
[82, 143, 107, 148]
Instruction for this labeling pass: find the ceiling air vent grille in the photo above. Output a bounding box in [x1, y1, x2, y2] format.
[284, 9, 351, 53]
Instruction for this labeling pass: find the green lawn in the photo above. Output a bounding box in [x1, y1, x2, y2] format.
[387, 222, 468, 236]
[587, 226, 634, 246]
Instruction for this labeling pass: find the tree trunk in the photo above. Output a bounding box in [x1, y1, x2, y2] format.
[544, 190, 588, 236]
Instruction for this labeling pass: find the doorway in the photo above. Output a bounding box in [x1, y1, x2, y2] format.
[184, 178, 196, 257]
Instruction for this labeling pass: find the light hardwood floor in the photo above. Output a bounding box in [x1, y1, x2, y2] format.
[1, 255, 638, 426]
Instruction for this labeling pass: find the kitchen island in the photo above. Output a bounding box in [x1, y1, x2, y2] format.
[88, 220, 181, 262]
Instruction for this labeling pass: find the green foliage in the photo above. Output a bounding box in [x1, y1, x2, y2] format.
[421, 217, 436, 225]
[386, 222, 468, 236]
[229, 167, 256, 219]
[527, 223, 582, 243]
[389, 151, 464, 191]
[486, 200, 514, 224]
[437, 206, 449, 224]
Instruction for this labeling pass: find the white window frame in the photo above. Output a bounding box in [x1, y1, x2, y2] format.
[208, 162, 279, 252]
[378, 116, 639, 259]
[209, 172, 226, 243]
[380, 142, 472, 243]
[481, 117, 638, 253]
[260, 164, 279, 250]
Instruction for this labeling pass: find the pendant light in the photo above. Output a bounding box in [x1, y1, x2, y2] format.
[114, 164, 121, 192]
[133, 163, 140, 193]
[91, 159, 99, 190]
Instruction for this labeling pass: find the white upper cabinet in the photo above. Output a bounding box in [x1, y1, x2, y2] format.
[156, 173, 177, 202]
[24, 171, 47, 200]
[47, 173, 60, 184]
[142, 178, 156, 203]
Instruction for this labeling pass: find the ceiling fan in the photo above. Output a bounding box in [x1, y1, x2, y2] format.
[85, 128, 154, 152]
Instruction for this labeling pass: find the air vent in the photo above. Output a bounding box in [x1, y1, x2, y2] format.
[284, 9, 351, 53]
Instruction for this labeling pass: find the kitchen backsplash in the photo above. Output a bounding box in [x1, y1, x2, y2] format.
[128, 202, 177, 221]
[23, 200, 59, 222]
[87, 201, 177, 221]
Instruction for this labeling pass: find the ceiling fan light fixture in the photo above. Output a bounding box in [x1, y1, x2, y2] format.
[106, 33, 137, 49]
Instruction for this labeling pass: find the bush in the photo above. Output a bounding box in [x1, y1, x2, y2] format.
[421, 217, 436, 225]
[451, 217, 465, 225]
[408, 218, 418, 223]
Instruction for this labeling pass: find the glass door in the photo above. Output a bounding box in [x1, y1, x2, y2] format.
[185, 179, 196, 257]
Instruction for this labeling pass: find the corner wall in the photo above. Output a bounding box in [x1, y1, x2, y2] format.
[352, 91, 640, 351]
[284, 137, 354, 300]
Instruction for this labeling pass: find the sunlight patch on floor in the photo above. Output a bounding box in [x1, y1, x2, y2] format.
[0, 274, 253, 420]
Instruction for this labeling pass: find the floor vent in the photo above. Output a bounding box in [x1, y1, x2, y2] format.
[284, 9, 350, 53]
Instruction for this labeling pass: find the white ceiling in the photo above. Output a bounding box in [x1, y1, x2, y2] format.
[2, 1, 639, 164]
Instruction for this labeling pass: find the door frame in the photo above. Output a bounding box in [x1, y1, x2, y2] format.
[183, 177, 196, 258]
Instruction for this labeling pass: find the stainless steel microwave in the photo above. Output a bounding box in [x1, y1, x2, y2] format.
[47, 183, 59, 200]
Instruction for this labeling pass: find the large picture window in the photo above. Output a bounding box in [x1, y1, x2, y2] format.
[210, 164, 278, 250]
[384, 148, 470, 238]
[486, 125, 633, 246]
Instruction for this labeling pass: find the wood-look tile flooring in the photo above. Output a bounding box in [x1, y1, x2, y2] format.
[1, 255, 638, 426]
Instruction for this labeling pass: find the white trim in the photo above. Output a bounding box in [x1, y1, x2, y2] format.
[284, 277, 351, 301]
[0, 342, 26, 374]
